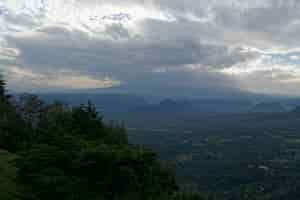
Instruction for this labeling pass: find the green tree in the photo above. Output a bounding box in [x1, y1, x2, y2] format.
[0, 75, 181, 200]
[16, 100, 178, 200]
[17, 94, 45, 128]
[0, 74, 5, 97]
[0, 79, 32, 152]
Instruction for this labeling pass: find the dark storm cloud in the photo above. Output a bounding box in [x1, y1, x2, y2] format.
[1, 0, 300, 95]
[5, 23, 254, 81]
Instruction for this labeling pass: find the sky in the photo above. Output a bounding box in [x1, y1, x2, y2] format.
[1, 0, 300, 97]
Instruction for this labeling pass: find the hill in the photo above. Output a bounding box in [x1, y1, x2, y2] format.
[0, 150, 22, 200]
[250, 102, 286, 113]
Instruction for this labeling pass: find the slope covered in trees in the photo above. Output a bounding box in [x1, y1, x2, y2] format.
[0, 76, 205, 200]
[0, 150, 24, 200]
[7, 74, 300, 199]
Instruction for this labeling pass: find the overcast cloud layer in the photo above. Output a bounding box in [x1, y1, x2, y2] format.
[1, 0, 300, 96]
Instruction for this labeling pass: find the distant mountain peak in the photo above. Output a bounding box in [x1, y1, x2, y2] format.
[251, 102, 286, 113]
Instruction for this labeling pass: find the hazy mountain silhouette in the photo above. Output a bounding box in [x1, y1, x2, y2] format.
[250, 102, 286, 113]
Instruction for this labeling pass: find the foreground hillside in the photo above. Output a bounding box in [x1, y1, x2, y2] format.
[4, 76, 300, 199]
[0, 79, 204, 200]
[0, 150, 22, 200]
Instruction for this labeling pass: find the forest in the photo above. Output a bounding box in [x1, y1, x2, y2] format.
[3, 74, 300, 200]
[0, 76, 202, 200]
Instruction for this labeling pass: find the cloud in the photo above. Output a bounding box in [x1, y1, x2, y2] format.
[0, 65, 121, 92]
[1, 0, 300, 96]
[290, 55, 300, 61]
[3, 24, 253, 93]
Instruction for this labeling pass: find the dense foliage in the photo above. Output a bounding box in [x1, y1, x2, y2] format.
[0, 150, 24, 200]
[0, 77, 189, 200]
